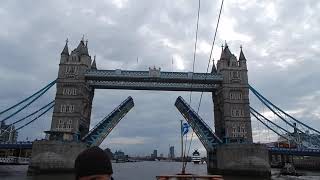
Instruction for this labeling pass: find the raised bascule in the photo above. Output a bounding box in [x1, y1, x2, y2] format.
[28, 39, 270, 176]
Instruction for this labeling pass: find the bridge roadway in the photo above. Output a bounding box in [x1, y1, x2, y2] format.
[84, 69, 223, 92]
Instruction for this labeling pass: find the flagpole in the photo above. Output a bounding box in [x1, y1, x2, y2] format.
[180, 119, 185, 174]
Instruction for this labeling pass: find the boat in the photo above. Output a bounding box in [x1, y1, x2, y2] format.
[191, 150, 201, 164]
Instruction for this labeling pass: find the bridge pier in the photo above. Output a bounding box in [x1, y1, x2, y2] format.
[207, 144, 270, 177]
[28, 140, 87, 175]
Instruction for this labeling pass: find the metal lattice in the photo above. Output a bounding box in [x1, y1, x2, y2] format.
[82, 96, 134, 147]
[175, 96, 222, 151]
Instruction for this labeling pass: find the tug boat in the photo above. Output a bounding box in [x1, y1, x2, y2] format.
[191, 150, 201, 164]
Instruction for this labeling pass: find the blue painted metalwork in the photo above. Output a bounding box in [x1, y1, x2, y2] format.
[249, 85, 320, 135]
[15, 103, 54, 131]
[82, 96, 134, 147]
[0, 80, 56, 123]
[268, 147, 320, 157]
[87, 80, 217, 92]
[250, 85, 320, 148]
[85, 69, 222, 83]
[0, 141, 33, 149]
[250, 107, 292, 141]
[175, 96, 222, 151]
[85, 69, 222, 92]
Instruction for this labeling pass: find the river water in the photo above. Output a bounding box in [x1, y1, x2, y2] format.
[1, 162, 320, 180]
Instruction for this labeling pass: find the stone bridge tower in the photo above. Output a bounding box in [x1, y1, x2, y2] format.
[47, 39, 95, 141]
[213, 44, 253, 143]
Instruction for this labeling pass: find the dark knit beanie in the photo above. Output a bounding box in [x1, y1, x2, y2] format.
[75, 146, 113, 179]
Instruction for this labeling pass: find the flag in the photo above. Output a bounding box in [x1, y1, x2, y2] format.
[182, 122, 189, 136]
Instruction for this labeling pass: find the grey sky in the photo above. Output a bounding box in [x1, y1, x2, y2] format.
[0, 0, 319, 156]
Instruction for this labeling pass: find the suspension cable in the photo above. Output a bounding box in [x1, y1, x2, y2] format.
[250, 85, 320, 134]
[15, 103, 54, 131]
[0, 100, 54, 136]
[0, 79, 56, 115]
[184, 0, 224, 169]
[188, 0, 201, 105]
[250, 109, 289, 141]
[250, 86, 304, 133]
[183, 0, 201, 172]
[0, 81, 55, 123]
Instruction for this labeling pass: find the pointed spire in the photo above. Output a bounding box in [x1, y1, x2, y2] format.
[239, 45, 246, 61]
[75, 38, 89, 56]
[219, 41, 232, 60]
[211, 59, 217, 73]
[223, 42, 232, 59]
[220, 44, 226, 60]
[61, 38, 69, 55]
[91, 55, 97, 69]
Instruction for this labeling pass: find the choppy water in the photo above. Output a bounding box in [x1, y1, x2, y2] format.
[0, 162, 320, 180]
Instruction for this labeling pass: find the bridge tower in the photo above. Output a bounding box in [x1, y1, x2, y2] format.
[46, 39, 95, 141]
[207, 45, 269, 176]
[213, 44, 252, 143]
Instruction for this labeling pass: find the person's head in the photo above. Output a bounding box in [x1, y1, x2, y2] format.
[75, 146, 113, 180]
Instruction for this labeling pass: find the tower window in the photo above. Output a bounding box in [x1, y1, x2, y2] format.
[231, 108, 243, 117]
[65, 66, 78, 75]
[63, 88, 77, 95]
[60, 104, 75, 113]
[232, 71, 239, 78]
[229, 91, 243, 100]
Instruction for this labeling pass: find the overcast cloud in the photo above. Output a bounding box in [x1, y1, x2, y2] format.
[0, 0, 319, 156]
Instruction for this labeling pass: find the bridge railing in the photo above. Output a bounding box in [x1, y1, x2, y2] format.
[85, 69, 223, 83]
[87, 80, 217, 92]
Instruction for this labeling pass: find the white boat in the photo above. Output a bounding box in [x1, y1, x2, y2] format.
[191, 150, 201, 164]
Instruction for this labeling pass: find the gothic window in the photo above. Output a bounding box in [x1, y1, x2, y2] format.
[60, 105, 66, 112]
[67, 120, 72, 124]
[235, 110, 240, 117]
[232, 61, 237, 67]
[230, 91, 243, 100]
[65, 66, 78, 75]
[60, 105, 74, 113]
[63, 88, 77, 95]
[232, 71, 239, 78]
[231, 108, 244, 117]
[72, 89, 77, 95]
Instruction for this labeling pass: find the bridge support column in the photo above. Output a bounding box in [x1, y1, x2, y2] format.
[28, 140, 87, 175]
[207, 144, 271, 177]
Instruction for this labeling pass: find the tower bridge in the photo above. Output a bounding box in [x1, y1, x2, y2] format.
[27, 39, 265, 176]
[1, 39, 319, 176]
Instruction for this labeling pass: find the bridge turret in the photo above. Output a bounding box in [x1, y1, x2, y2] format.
[213, 44, 252, 143]
[239, 46, 247, 69]
[211, 59, 217, 74]
[91, 56, 97, 69]
[48, 39, 94, 142]
[60, 39, 69, 63]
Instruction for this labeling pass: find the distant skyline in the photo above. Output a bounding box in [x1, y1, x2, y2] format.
[0, 0, 319, 156]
